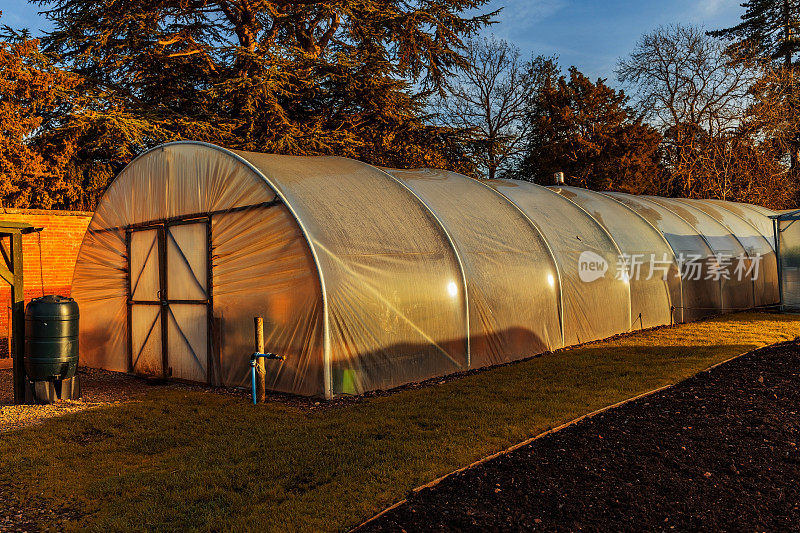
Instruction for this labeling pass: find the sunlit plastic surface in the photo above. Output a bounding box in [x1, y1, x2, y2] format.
[212, 205, 324, 395]
[391, 169, 562, 366]
[488, 180, 631, 345]
[236, 152, 469, 396]
[72, 141, 783, 398]
[705, 200, 777, 249]
[551, 186, 679, 327]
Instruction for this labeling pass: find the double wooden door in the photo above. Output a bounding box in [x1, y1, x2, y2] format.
[127, 219, 211, 383]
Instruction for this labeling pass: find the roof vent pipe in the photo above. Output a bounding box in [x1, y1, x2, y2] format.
[553, 171, 565, 185]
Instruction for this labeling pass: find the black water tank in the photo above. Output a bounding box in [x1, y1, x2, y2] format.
[24, 295, 79, 382]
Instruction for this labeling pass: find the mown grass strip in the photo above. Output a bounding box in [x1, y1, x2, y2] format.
[1, 312, 798, 532]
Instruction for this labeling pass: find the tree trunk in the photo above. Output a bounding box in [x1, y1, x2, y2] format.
[783, 0, 798, 203]
[791, 145, 800, 206]
[785, 0, 793, 67]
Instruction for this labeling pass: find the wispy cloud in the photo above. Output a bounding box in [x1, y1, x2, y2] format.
[491, 0, 568, 25]
[484, 0, 567, 45]
[695, 0, 737, 17]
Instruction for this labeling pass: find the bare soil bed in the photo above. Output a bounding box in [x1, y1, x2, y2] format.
[360, 341, 800, 532]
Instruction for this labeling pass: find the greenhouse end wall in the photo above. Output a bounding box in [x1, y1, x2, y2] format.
[71, 141, 782, 398]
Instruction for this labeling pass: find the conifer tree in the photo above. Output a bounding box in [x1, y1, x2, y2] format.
[34, 0, 495, 171]
[711, 1, 800, 179]
[709, 0, 800, 67]
[0, 24, 89, 208]
[515, 68, 663, 193]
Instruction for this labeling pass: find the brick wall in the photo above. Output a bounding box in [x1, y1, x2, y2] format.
[0, 209, 92, 357]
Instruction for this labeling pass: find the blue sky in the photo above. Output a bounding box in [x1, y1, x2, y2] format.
[481, 0, 745, 81]
[1, 0, 745, 83]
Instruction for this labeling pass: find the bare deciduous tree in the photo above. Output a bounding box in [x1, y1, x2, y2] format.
[617, 24, 765, 199]
[711, 0, 800, 174]
[617, 24, 756, 136]
[436, 37, 556, 179]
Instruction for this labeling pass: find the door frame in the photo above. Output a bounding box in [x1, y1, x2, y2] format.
[125, 215, 214, 384]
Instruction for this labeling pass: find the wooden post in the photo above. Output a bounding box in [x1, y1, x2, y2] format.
[11, 234, 25, 405]
[158, 227, 169, 378]
[254, 316, 266, 403]
[6, 305, 11, 360]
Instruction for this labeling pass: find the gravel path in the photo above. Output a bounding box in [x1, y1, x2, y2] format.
[1, 366, 171, 433]
[359, 341, 800, 532]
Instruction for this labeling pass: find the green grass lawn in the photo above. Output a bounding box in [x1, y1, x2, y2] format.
[2, 312, 799, 532]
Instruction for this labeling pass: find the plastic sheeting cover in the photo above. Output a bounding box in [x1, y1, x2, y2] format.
[72, 141, 784, 398]
[603, 192, 722, 320]
[676, 199, 778, 307]
[389, 168, 563, 366]
[73, 143, 325, 391]
[212, 205, 324, 395]
[234, 151, 469, 397]
[487, 180, 631, 345]
[705, 200, 777, 249]
[550, 186, 679, 328]
[646, 197, 754, 311]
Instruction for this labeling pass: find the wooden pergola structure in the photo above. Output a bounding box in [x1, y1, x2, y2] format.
[0, 222, 40, 404]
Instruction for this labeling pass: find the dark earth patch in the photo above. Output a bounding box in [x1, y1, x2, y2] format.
[359, 341, 800, 532]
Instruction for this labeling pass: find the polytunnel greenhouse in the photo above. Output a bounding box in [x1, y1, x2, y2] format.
[72, 141, 781, 398]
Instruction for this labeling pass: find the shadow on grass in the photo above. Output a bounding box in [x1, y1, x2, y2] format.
[0, 311, 797, 531]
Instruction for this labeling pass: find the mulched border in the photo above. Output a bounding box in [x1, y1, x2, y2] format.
[356, 341, 800, 531]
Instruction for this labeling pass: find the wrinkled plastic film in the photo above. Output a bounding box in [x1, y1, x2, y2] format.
[488, 180, 631, 345]
[72, 141, 784, 398]
[73, 143, 296, 386]
[212, 206, 324, 395]
[603, 192, 722, 320]
[679, 199, 778, 307]
[235, 152, 469, 396]
[647, 197, 754, 311]
[551, 186, 679, 327]
[705, 200, 777, 249]
[391, 169, 562, 367]
[90, 144, 276, 230]
[72, 227, 129, 372]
